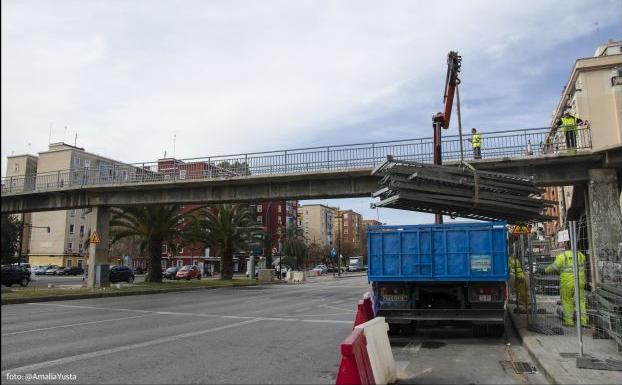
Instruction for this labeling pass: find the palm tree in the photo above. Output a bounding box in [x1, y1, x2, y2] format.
[110, 205, 195, 283]
[280, 225, 307, 270]
[193, 204, 259, 279]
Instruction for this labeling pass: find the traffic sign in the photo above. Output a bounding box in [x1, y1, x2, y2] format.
[511, 225, 530, 235]
[90, 231, 101, 244]
[331, 248, 337, 257]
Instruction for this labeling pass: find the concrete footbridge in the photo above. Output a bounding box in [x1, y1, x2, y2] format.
[1, 126, 621, 214]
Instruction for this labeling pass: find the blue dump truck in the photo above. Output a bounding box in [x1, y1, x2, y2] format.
[368, 222, 508, 337]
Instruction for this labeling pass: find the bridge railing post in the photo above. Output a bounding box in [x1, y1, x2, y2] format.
[208, 157, 212, 178]
[9, 176, 13, 193]
[173, 159, 177, 181]
[327, 146, 331, 170]
[284, 151, 288, 173]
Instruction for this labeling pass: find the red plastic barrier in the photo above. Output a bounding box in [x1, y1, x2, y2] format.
[335, 328, 375, 385]
[353, 296, 375, 329]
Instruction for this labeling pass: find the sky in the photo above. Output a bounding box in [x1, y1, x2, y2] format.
[1, 0, 620, 225]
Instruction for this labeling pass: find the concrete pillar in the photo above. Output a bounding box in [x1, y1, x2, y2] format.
[87, 206, 111, 288]
[587, 169, 622, 285]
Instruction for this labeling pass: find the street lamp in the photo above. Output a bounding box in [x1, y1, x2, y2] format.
[18, 221, 50, 265]
[336, 210, 343, 278]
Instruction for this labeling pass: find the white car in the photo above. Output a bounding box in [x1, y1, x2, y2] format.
[312, 265, 328, 275]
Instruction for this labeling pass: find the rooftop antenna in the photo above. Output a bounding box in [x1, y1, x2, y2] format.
[173, 131, 177, 159]
[74, 133, 78, 147]
[164, 150, 167, 158]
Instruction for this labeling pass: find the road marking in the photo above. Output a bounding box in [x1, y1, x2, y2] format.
[320, 304, 357, 312]
[1, 318, 263, 375]
[1, 314, 155, 336]
[27, 303, 152, 314]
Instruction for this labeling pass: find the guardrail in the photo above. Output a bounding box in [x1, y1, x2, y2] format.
[1, 126, 591, 195]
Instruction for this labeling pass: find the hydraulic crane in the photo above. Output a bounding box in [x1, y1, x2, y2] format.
[432, 51, 462, 224]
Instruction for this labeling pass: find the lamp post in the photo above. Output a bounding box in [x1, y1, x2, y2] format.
[336, 211, 343, 278]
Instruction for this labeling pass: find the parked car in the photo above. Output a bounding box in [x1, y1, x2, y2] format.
[162, 266, 180, 280]
[1, 265, 31, 287]
[327, 265, 346, 274]
[109, 265, 135, 283]
[176, 265, 201, 280]
[44, 265, 63, 275]
[312, 264, 328, 275]
[133, 266, 144, 275]
[34, 265, 49, 275]
[58, 266, 84, 276]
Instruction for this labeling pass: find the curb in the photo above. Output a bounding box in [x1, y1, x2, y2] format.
[508, 309, 559, 385]
[1, 280, 286, 305]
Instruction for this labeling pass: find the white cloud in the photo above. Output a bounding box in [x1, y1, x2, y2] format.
[1, 0, 619, 222]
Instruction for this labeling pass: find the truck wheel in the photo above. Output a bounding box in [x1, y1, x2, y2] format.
[388, 323, 401, 336]
[401, 322, 417, 336]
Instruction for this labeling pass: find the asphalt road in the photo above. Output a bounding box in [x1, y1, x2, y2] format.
[2, 276, 547, 384]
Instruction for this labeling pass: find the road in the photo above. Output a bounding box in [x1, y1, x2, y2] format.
[2, 276, 546, 384]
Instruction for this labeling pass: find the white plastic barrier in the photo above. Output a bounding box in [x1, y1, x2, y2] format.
[291, 271, 306, 283]
[354, 316, 396, 385]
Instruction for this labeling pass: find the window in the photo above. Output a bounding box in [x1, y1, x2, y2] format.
[278, 216, 282, 225]
[162, 244, 168, 253]
[67, 242, 73, 252]
[81, 209, 86, 219]
[278, 205, 282, 213]
[66, 260, 73, 267]
[257, 216, 262, 224]
[161, 260, 167, 269]
[257, 205, 262, 213]
[69, 224, 75, 234]
[176, 260, 183, 267]
[79, 242, 83, 252]
[179, 170, 187, 180]
[84, 159, 91, 168]
[70, 209, 76, 217]
[344, 228, 349, 235]
[74, 157, 81, 168]
[79, 225, 85, 236]
[77, 260, 83, 268]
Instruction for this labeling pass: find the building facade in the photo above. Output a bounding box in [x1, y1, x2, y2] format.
[298, 204, 336, 247]
[4, 154, 38, 259]
[23, 143, 135, 268]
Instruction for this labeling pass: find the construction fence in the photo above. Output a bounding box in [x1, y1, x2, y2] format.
[508, 216, 622, 370]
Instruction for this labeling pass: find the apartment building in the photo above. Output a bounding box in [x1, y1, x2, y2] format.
[335, 209, 363, 246]
[23, 143, 133, 268]
[5, 154, 39, 258]
[545, 40, 622, 237]
[298, 204, 336, 247]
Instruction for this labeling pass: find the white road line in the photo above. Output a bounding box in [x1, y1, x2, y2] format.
[1, 314, 155, 336]
[1, 318, 263, 376]
[26, 302, 353, 325]
[27, 303, 152, 314]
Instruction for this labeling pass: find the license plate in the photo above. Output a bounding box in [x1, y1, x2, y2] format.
[478, 295, 492, 302]
[383, 294, 408, 301]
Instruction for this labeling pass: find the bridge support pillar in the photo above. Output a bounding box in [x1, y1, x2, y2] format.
[587, 169, 622, 286]
[87, 206, 111, 288]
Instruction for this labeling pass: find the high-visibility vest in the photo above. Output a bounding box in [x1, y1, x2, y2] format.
[557, 250, 585, 274]
[560, 116, 578, 133]
[471, 133, 481, 148]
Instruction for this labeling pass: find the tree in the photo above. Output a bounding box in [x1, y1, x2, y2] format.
[280, 225, 307, 270]
[193, 204, 259, 279]
[1, 215, 21, 265]
[110, 205, 195, 283]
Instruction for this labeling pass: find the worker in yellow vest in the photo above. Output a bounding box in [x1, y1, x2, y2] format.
[556, 111, 584, 154]
[544, 244, 588, 326]
[471, 128, 482, 159]
[509, 255, 528, 312]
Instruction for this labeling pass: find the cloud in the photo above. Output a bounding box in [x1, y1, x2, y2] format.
[1, 0, 619, 222]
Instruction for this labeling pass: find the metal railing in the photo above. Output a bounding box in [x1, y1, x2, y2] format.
[1, 126, 592, 195]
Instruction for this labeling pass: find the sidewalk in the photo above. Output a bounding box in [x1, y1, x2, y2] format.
[508, 305, 621, 384]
